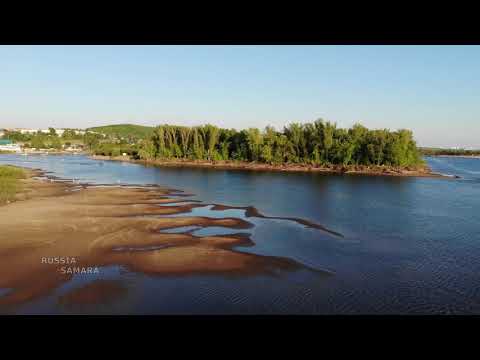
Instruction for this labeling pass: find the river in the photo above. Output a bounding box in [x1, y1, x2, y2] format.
[1, 154, 479, 314]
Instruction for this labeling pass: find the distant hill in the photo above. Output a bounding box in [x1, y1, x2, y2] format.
[87, 124, 155, 140]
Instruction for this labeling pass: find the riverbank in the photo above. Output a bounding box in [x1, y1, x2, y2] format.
[429, 155, 480, 159]
[90, 155, 445, 178]
[0, 166, 326, 309]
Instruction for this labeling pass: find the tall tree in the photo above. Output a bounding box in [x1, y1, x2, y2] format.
[138, 120, 424, 168]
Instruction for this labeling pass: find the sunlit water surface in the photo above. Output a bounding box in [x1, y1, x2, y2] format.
[1, 154, 479, 314]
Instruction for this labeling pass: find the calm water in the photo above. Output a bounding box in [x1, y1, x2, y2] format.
[1, 154, 480, 314]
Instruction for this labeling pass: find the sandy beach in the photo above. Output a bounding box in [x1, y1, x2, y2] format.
[0, 168, 328, 309]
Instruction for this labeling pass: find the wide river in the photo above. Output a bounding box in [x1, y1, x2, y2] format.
[1, 154, 479, 314]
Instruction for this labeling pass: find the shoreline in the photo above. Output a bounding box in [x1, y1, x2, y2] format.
[0, 151, 86, 156]
[427, 155, 480, 159]
[90, 155, 447, 178]
[0, 166, 331, 309]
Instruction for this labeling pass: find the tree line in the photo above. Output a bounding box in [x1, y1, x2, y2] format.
[420, 147, 480, 156]
[2, 128, 85, 149]
[124, 120, 424, 167]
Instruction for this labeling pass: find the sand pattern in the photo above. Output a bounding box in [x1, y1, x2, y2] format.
[0, 169, 334, 309]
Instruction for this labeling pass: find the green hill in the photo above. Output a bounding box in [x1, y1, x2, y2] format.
[87, 124, 154, 140]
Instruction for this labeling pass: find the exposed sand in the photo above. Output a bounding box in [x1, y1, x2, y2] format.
[0, 169, 328, 308]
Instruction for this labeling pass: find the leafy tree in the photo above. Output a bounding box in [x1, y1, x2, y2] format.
[83, 132, 102, 150]
[322, 121, 335, 163]
[179, 126, 191, 158]
[31, 137, 46, 149]
[98, 120, 424, 168]
[192, 127, 205, 160]
[202, 125, 220, 161]
[138, 139, 157, 160]
[50, 136, 62, 149]
[62, 129, 77, 140]
[284, 123, 306, 162]
[246, 128, 263, 161]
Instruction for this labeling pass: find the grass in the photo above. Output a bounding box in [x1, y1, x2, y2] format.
[87, 124, 155, 140]
[0, 165, 26, 204]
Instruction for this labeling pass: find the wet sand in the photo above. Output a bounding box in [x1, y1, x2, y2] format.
[0, 169, 330, 309]
[209, 204, 344, 237]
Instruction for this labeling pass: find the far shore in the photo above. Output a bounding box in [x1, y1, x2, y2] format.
[90, 155, 448, 178]
[0, 150, 86, 156]
[427, 154, 480, 159]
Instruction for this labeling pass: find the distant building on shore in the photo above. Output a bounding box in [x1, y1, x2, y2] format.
[14, 128, 41, 134]
[0, 139, 22, 153]
[6, 128, 86, 136]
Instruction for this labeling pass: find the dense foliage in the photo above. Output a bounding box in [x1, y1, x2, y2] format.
[420, 147, 480, 156]
[126, 120, 424, 167]
[87, 124, 154, 142]
[92, 142, 139, 157]
[1, 128, 84, 149]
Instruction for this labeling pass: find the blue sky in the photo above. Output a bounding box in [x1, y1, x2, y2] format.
[0, 45, 479, 148]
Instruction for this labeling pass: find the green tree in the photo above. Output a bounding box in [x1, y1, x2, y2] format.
[322, 121, 335, 163]
[284, 123, 306, 162]
[62, 129, 77, 140]
[132, 119, 424, 168]
[84, 132, 101, 150]
[50, 136, 62, 149]
[138, 139, 157, 160]
[31, 137, 46, 149]
[179, 126, 191, 158]
[202, 125, 220, 161]
[192, 127, 205, 160]
[246, 128, 263, 161]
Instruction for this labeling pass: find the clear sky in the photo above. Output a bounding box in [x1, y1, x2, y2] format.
[0, 45, 479, 148]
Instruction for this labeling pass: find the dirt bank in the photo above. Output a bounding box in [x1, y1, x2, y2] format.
[90, 155, 445, 178]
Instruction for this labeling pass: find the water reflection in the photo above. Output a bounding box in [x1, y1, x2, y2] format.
[1, 154, 480, 314]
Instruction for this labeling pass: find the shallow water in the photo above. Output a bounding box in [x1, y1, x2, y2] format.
[1, 154, 480, 314]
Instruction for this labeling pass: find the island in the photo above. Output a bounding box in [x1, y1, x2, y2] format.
[88, 121, 441, 177]
[1, 121, 449, 177]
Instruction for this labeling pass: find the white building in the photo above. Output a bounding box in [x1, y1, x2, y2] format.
[0, 143, 22, 153]
[18, 128, 39, 134]
[40, 129, 66, 136]
[10, 128, 86, 136]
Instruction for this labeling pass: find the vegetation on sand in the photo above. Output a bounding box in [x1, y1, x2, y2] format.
[0, 166, 26, 204]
